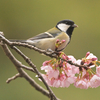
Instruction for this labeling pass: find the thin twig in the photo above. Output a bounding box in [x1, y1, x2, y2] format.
[6, 73, 21, 83]
[21, 65, 35, 72]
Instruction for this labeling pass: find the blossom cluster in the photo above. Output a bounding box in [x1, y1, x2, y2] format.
[40, 52, 100, 89]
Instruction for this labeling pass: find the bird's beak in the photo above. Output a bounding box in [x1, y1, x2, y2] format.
[72, 24, 78, 28]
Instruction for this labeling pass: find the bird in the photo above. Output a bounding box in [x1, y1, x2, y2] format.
[10, 19, 78, 52]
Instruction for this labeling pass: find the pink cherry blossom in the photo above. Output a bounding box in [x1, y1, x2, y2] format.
[96, 66, 100, 76]
[41, 74, 51, 86]
[90, 75, 100, 88]
[61, 78, 71, 88]
[74, 79, 89, 89]
[86, 53, 97, 61]
[52, 79, 61, 88]
[41, 65, 52, 72]
[40, 52, 100, 89]
[68, 55, 76, 63]
[48, 69, 59, 79]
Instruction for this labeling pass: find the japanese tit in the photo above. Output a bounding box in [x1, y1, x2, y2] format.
[10, 20, 78, 52]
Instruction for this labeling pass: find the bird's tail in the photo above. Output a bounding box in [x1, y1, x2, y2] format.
[9, 39, 26, 43]
[9, 39, 36, 47]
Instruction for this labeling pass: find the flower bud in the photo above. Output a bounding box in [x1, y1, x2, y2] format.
[61, 40, 66, 43]
[86, 52, 90, 57]
[92, 58, 97, 61]
[56, 39, 59, 43]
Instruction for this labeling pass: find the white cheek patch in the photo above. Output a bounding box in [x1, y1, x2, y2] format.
[57, 23, 70, 32]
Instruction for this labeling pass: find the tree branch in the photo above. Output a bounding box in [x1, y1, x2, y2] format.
[1, 43, 50, 98]
[0, 33, 90, 69]
[12, 45, 58, 100]
[0, 33, 59, 100]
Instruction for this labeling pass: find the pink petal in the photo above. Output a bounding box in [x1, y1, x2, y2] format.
[90, 75, 100, 88]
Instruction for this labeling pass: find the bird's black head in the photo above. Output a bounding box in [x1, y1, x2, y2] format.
[56, 19, 78, 38]
[57, 19, 75, 26]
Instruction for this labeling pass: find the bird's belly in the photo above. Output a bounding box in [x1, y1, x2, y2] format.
[34, 37, 69, 51]
[35, 38, 56, 51]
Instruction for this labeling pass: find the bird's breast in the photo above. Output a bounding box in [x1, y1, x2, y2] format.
[55, 32, 70, 51]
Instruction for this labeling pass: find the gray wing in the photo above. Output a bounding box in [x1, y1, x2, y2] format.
[28, 32, 54, 41]
[28, 27, 62, 41]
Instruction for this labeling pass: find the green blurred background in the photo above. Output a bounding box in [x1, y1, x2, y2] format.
[0, 0, 100, 100]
